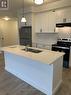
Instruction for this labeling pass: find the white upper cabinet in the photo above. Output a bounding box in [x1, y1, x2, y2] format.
[56, 10, 65, 23]
[35, 13, 42, 33]
[48, 11, 56, 32]
[56, 7, 71, 23]
[35, 11, 56, 33]
[35, 7, 71, 33]
[35, 12, 49, 33]
[63, 8, 71, 22]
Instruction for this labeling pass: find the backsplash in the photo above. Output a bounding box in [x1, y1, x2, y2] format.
[56, 27, 71, 39]
[35, 33, 58, 45]
[33, 27, 71, 49]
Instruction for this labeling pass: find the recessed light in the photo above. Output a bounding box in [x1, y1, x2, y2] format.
[3, 16, 10, 21]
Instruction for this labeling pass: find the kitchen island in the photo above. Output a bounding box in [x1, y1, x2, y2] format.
[2, 45, 64, 95]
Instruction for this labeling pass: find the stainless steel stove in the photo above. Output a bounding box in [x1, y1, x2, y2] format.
[52, 39, 71, 68]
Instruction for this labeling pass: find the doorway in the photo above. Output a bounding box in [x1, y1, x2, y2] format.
[0, 19, 19, 48]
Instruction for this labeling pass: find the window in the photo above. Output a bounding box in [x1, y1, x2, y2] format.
[0, 0, 9, 9]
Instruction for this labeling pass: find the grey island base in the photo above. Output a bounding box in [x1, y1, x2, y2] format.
[2, 45, 64, 95]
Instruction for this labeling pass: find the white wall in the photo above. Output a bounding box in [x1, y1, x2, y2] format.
[0, 19, 19, 47]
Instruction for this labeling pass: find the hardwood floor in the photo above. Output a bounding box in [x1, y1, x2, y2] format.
[0, 53, 71, 95]
[55, 68, 71, 95]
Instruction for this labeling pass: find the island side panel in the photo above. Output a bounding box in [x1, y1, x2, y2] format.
[52, 56, 63, 95]
[69, 47, 71, 67]
[4, 51, 53, 95]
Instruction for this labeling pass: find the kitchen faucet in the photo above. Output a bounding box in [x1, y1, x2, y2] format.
[25, 45, 29, 51]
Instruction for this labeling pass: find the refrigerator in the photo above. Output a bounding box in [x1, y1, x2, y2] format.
[19, 26, 32, 46]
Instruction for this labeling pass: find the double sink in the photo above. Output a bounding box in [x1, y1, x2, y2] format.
[9, 46, 42, 53]
[22, 48, 42, 53]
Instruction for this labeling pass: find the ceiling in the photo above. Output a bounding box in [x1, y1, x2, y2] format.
[0, 0, 60, 18]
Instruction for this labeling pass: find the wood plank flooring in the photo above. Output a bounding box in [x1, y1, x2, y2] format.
[0, 53, 71, 95]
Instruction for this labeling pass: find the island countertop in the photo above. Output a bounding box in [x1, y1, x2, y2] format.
[2, 45, 64, 65]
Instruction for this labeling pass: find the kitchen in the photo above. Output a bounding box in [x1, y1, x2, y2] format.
[0, 0, 71, 95]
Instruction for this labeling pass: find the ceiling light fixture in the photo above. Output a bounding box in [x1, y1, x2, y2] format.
[3, 16, 10, 21]
[21, 16, 26, 22]
[34, 0, 44, 5]
[21, 0, 26, 23]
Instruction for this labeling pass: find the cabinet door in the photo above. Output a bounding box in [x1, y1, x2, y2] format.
[35, 12, 49, 33]
[35, 13, 42, 33]
[56, 9, 64, 23]
[63, 8, 71, 22]
[41, 13, 49, 33]
[48, 11, 56, 32]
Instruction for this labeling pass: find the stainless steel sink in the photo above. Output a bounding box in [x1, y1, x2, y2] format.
[22, 48, 42, 53]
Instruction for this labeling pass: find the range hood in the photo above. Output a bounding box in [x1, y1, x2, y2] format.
[56, 22, 71, 27]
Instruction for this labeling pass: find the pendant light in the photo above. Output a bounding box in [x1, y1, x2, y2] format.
[34, 0, 44, 5]
[21, 0, 26, 22]
[21, 16, 26, 22]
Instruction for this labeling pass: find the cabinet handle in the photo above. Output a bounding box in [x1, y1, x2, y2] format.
[54, 28, 55, 32]
[40, 28, 42, 32]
